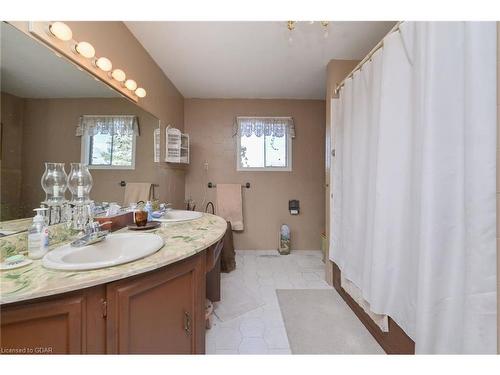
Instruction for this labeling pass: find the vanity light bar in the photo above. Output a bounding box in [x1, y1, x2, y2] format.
[45, 21, 146, 99]
[75, 41, 95, 59]
[95, 57, 112, 72]
[111, 68, 126, 82]
[49, 21, 72, 41]
[135, 88, 147, 98]
[125, 79, 137, 91]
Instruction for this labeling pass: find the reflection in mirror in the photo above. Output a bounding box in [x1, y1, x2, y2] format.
[0, 22, 160, 236]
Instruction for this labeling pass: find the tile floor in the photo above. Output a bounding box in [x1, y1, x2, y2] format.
[206, 249, 332, 354]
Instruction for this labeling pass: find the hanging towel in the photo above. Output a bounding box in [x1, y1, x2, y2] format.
[123, 182, 152, 205]
[216, 184, 244, 231]
[221, 221, 236, 273]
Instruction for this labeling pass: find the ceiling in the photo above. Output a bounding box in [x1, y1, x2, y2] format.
[1, 22, 119, 99]
[125, 21, 395, 99]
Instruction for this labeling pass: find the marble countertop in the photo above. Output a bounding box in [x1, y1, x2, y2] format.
[0, 213, 227, 305]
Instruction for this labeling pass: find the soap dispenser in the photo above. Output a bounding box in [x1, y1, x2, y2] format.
[28, 208, 49, 259]
[289, 200, 300, 215]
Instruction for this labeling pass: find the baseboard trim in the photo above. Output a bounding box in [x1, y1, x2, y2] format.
[330, 261, 415, 354]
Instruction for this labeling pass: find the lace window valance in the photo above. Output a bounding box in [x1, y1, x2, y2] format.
[235, 117, 295, 138]
[76, 115, 140, 136]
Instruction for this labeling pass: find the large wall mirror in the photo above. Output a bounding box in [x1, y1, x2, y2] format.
[0, 22, 160, 236]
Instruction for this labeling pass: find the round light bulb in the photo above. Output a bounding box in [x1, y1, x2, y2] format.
[49, 22, 73, 41]
[75, 41, 95, 59]
[95, 57, 112, 72]
[125, 79, 137, 91]
[111, 69, 126, 82]
[135, 88, 146, 98]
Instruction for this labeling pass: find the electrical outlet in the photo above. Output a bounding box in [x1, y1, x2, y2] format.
[203, 161, 209, 171]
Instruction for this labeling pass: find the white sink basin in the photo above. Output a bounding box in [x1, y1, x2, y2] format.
[43, 233, 164, 271]
[153, 209, 203, 223]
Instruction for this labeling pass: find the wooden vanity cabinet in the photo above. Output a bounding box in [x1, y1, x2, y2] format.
[106, 251, 206, 354]
[0, 286, 106, 354]
[0, 251, 207, 354]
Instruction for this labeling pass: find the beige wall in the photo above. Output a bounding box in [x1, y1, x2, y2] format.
[324, 59, 359, 285]
[184, 99, 325, 250]
[19, 97, 167, 215]
[0, 92, 25, 220]
[9, 21, 186, 208]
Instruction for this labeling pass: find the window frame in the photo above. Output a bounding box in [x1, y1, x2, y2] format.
[81, 132, 137, 170]
[236, 130, 293, 172]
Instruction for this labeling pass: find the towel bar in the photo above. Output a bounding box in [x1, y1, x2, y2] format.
[208, 182, 250, 189]
[120, 181, 159, 187]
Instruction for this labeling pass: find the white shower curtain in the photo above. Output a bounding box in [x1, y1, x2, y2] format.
[330, 22, 497, 354]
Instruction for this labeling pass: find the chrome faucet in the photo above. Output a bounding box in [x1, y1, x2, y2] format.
[70, 221, 111, 248]
[160, 202, 173, 211]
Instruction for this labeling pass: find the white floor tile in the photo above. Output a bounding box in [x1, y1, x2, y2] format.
[260, 314, 282, 330]
[302, 272, 320, 281]
[314, 269, 326, 279]
[207, 249, 333, 355]
[257, 276, 275, 287]
[239, 337, 269, 354]
[256, 269, 274, 278]
[274, 279, 294, 289]
[240, 317, 266, 337]
[215, 327, 242, 350]
[240, 306, 264, 318]
[305, 280, 330, 289]
[290, 279, 309, 289]
[264, 326, 290, 349]
[206, 336, 216, 354]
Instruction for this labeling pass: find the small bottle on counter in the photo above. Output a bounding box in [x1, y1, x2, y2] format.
[28, 208, 50, 259]
[145, 201, 153, 222]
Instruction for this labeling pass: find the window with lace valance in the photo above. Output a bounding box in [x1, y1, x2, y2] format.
[235, 117, 294, 171]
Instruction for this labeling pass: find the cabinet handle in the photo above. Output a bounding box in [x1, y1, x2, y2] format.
[184, 311, 192, 336]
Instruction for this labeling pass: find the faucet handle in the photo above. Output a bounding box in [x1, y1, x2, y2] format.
[86, 221, 99, 234]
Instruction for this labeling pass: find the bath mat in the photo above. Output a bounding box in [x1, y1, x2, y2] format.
[276, 289, 384, 354]
[214, 281, 264, 322]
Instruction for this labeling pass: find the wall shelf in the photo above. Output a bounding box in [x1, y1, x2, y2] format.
[165, 126, 189, 164]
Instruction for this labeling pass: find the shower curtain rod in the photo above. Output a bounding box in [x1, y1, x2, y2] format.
[334, 21, 403, 96]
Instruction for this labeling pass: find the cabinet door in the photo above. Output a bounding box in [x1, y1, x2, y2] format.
[0, 286, 105, 354]
[106, 252, 205, 354]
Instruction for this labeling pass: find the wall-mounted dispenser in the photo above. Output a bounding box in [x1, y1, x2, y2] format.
[289, 200, 299, 215]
